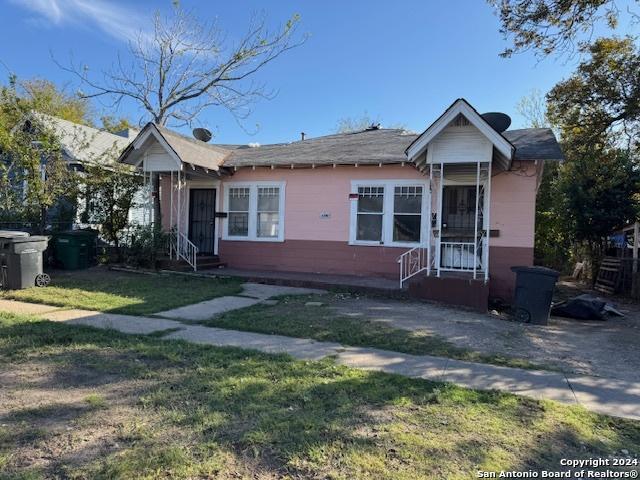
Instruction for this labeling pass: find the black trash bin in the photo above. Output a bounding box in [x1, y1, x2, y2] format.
[0, 232, 50, 290]
[510, 266, 560, 325]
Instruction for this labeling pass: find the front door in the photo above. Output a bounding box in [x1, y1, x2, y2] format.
[188, 188, 216, 255]
[440, 185, 483, 270]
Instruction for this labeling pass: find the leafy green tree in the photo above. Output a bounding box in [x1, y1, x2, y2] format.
[519, 38, 640, 279]
[0, 78, 78, 229]
[515, 91, 572, 269]
[488, 0, 638, 57]
[100, 115, 134, 134]
[547, 37, 640, 151]
[557, 147, 640, 279]
[20, 78, 93, 125]
[80, 161, 141, 260]
[542, 38, 640, 277]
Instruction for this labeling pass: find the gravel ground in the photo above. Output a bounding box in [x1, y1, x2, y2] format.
[328, 284, 640, 382]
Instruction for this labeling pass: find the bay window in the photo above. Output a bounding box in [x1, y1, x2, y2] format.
[224, 182, 285, 241]
[350, 180, 427, 246]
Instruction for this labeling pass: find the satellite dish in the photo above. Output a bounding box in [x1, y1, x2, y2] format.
[192, 127, 212, 143]
[481, 112, 511, 133]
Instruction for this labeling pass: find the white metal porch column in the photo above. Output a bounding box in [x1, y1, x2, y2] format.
[484, 163, 492, 282]
[436, 162, 444, 277]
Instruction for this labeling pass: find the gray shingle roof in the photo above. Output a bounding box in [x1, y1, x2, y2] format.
[118, 123, 563, 171]
[154, 124, 230, 170]
[219, 126, 563, 167]
[223, 128, 418, 167]
[502, 128, 564, 162]
[36, 113, 137, 165]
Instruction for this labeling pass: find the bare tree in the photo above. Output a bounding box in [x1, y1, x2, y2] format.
[334, 113, 407, 134]
[515, 89, 549, 128]
[59, 8, 305, 127]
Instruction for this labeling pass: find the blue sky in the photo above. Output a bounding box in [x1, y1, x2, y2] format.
[0, 0, 633, 144]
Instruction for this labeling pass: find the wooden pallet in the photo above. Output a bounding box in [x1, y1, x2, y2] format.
[594, 257, 622, 295]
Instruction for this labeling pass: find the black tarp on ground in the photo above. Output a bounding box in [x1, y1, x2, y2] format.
[550, 294, 624, 320]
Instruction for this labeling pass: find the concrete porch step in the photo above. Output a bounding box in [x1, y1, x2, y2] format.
[407, 271, 489, 311]
[198, 267, 406, 298]
[158, 256, 226, 272]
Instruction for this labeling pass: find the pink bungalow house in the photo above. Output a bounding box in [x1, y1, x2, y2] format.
[118, 99, 563, 310]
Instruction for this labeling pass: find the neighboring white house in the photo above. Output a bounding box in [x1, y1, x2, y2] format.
[13, 113, 146, 227]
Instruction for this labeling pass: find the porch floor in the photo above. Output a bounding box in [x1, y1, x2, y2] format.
[200, 267, 403, 296]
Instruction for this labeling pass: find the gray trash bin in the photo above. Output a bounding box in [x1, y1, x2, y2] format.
[510, 266, 560, 325]
[0, 231, 29, 288]
[0, 232, 50, 290]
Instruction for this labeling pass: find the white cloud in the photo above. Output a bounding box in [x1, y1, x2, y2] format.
[10, 0, 148, 43]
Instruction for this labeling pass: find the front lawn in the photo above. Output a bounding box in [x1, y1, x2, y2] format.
[0, 312, 638, 479]
[201, 294, 550, 370]
[1, 268, 243, 315]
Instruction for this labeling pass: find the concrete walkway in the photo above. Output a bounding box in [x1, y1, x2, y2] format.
[1, 299, 639, 420]
[154, 282, 324, 321]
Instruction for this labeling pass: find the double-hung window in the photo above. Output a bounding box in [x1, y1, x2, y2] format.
[227, 187, 250, 237]
[356, 186, 385, 242]
[393, 186, 423, 242]
[224, 182, 285, 241]
[350, 180, 427, 246]
[257, 187, 280, 238]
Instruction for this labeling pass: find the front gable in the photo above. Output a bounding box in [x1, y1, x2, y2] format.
[119, 123, 183, 172]
[405, 99, 514, 170]
[426, 116, 493, 165]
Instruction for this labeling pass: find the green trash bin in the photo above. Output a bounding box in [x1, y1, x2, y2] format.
[53, 230, 98, 270]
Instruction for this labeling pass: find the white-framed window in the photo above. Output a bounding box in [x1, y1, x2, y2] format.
[257, 186, 280, 238]
[393, 185, 423, 243]
[228, 187, 250, 237]
[356, 186, 385, 242]
[349, 180, 428, 247]
[223, 182, 285, 242]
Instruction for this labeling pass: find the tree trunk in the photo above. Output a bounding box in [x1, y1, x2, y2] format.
[39, 206, 47, 235]
[587, 239, 604, 287]
[114, 236, 121, 263]
[152, 173, 161, 230]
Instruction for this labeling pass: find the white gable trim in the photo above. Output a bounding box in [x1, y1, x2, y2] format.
[130, 125, 183, 169]
[406, 99, 514, 162]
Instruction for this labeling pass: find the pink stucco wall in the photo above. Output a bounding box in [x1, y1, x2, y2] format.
[221, 164, 422, 242]
[155, 162, 537, 253]
[489, 161, 537, 248]
[220, 162, 537, 248]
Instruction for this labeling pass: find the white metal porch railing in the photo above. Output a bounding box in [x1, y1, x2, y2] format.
[169, 230, 198, 271]
[397, 245, 429, 288]
[440, 242, 479, 272]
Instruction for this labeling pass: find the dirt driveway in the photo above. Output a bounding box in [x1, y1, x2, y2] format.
[328, 287, 640, 382]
